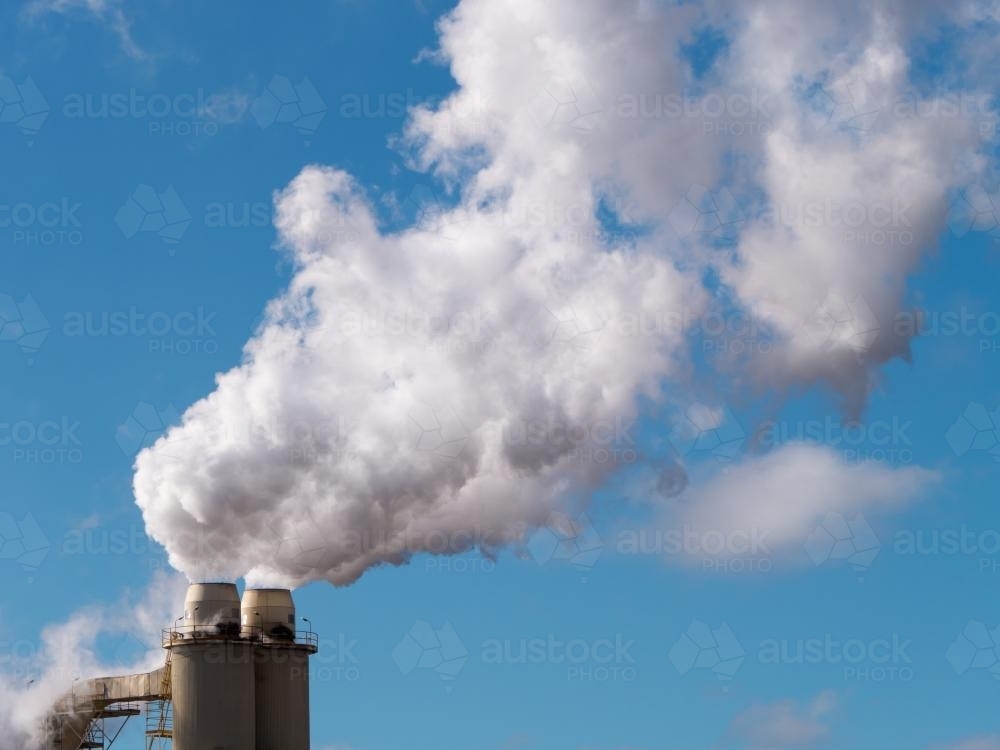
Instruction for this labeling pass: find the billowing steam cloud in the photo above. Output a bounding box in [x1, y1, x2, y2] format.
[134, 0, 992, 587]
[134, 164, 691, 586]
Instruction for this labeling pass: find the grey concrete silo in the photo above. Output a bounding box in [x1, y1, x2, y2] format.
[166, 582, 256, 750]
[242, 588, 318, 750]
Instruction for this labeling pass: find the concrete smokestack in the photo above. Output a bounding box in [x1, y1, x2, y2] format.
[166, 582, 256, 750]
[242, 588, 317, 750]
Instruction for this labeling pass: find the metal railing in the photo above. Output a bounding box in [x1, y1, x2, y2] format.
[161, 624, 318, 649]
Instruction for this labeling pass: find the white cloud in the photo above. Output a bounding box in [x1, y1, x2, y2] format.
[669, 444, 936, 561]
[729, 691, 836, 749]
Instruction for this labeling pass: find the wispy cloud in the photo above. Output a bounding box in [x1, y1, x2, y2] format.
[207, 86, 254, 125]
[729, 691, 837, 749]
[930, 736, 1000, 750]
[661, 444, 936, 565]
[22, 0, 145, 60]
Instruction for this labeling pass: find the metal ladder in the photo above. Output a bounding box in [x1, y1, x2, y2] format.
[78, 721, 105, 750]
[145, 660, 173, 749]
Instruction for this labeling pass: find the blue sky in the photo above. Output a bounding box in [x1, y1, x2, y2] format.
[3, 1, 1000, 749]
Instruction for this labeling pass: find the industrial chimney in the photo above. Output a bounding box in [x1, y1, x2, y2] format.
[165, 582, 256, 750]
[242, 588, 318, 750]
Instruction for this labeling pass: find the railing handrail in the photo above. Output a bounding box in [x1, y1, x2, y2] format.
[161, 625, 319, 648]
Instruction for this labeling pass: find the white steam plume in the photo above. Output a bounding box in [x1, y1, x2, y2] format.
[0, 571, 185, 750]
[134, 0, 989, 587]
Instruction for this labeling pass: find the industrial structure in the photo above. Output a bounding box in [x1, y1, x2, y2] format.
[45, 583, 319, 750]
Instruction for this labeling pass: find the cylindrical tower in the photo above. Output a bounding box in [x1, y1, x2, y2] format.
[166, 582, 256, 750]
[183, 582, 243, 636]
[241, 588, 318, 750]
